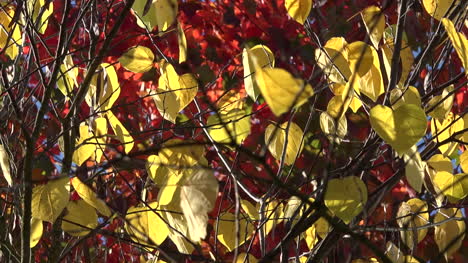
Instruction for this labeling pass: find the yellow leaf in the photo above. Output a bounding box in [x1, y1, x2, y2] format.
[256, 68, 313, 116]
[357, 46, 384, 102]
[369, 104, 427, 155]
[177, 23, 187, 63]
[208, 109, 251, 146]
[319, 112, 347, 143]
[315, 37, 351, 84]
[361, 6, 385, 49]
[426, 85, 454, 122]
[0, 144, 12, 186]
[119, 46, 155, 73]
[427, 154, 452, 173]
[262, 200, 284, 235]
[29, 0, 53, 34]
[62, 200, 98, 236]
[315, 216, 331, 239]
[396, 198, 429, 250]
[433, 171, 467, 202]
[403, 146, 425, 192]
[304, 224, 317, 249]
[324, 176, 367, 224]
[217, 89, 245, 114]
[131, 0, 158, 29]
[72, 124, 97, 166]
[283, 196, 304, 225]
[423, 0, 455, 20]
[71, 177, 112, 217]
[243, 44, 275, 100]
[235, 253, 258, 263]
[460, 150, 468, 173]
[106, 111, 134, 153]
[442, 18, 468, 75]
[330, 83, 362, 113]
[179, 169, 218, 242]
[284, 0, 313, 25]
[99, 63, 121, 112]
[57, 55, 78, 97]
[154, 0, 178, 32]
[154, 62, 198, 123]
[240, 199, 259, 221]
[431, 112, 464, 156]
[434, 208, 466, 258]
[30, 218, 43, 248]
[265, 122, 304, 165]
[347, 41, 374, 77]
[385, 241, 405, 263]
[390, 86, 421, 109]
[32, 177, 70, 223]
[0, 6, 22, 59]
[217, 212, 254, 252]
[125, 202, 169, 246]
[91, 117, 107, 162]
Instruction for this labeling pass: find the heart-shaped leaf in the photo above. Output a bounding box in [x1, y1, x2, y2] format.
[369, 104, 427, 155]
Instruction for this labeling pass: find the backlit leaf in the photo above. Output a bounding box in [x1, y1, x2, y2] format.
[396, 198, 429, 250]
[403, 146, 425, 192]
[434, 208, 466, 259]
[207, 109, 251, 146]
[119, 46, 155, 73]
[154, 0, 178, 32]
[284, 0, 312, 25]
[99, 63, 121, 112]
[315, 37, 351, 84]
[460, 150, 468, 173]
[265, 122, 304, 165]
[442, 18, 468, 75]
[62, 200, 98, 237]
[427, 154, 452, 173]
[256, 67, 313, 116]
[432, 171, 467, 202]
[32, 177, 70, 223]
[72, 124, 97, 166]
[125, 202, 169, 246]
[431, 112, 464, 156]
[361, 6, 385, 49]
[320, 112, 347, 143]
[0, 144, 12, 186]
[243, 44, 275, 100]
[177, 23, 187, 63]
[217, 212, 254, 252]
[426, 85, 454, 122]
[369, 104, 427, 155]
[324, 176, 367, 224]
[390, 86, 421, 109]
[30, 218, 43, 248]
[357, 46, 384, 102]
[423, 0, 455, 20]
[107, 111, 134, 154]
[71, 177, 112, 217]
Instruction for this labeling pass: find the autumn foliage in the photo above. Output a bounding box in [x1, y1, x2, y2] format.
[0, 0, 467, 262]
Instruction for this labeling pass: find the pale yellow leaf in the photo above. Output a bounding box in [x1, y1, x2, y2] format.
[240, 199, 259, 221]
[319, 112, 347, 143]
[315, 37, 351, 84]
[57, 55, 78, 97]
[30, 217, 43, 248]
[434, 208, 466, 258]
[426, 85, 454, 122]
[324, 176, 367, 224]
[0, 6, 21, 59]
[390, 86, 421, 109]
[32, 177, 70, 223]
[119, 46, 155, 73]
[243, 44, 275, 100]
[304, 224, 317, 250]
[208, 109, 251, 146]
[262, 200, 284, 235]
[125, 202, 169, 246]
[347, 41, 374, 77]
[91, 117, 107, 162]
[71, 177, 112, 217]
[154, 0, 178, 32]
[62, 200, 98, 236]
[396, 198, 429, 250]
[0, 144, 12, 186]
[361, 6, 385, 49]
[265, 122, 304, 165]
[284, 0, 313, 25]
[369, 104, 427, 155]
[357, 46, 384, 102]
[106, 111, 134, 153]
[403, 146, 425, 192]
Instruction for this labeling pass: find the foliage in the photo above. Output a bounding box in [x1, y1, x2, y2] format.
[0, 0, 467, 262]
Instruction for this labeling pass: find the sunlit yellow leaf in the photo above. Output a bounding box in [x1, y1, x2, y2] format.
[62, 200, 98, 236]
[431, 112, 464, 156]
[396, 198, 429, 250]
[177, 23, 187, 63]
[347, 41, 374, 77]
[315, 216, 331, 239]
[0, 144, 12, 186]
[72, 124, 97, 166]
[357, 46, 384, 102]
[305, 224, 317, 249]
[154, 0, 178, 32]
[99, 63, 121, 112]
[119, 46, 155, 73]
[320, 112, 347, 143]
[32, 177, 70, 223]
[385, 241, 405, 263]
[442, 18, 468, 75]
[30, 217, 43, 248]
[217, 89, 245, 114]
[369, 104, 427, 155]
[361, 6, 385, 49]
[426, 85, 454, 122]
[434, 208, 466, 259]
[390, 86, 421, 109]
[324, 176, 367, 224]
[315, 37, 351, 84]
[330, 83, 362, 113]
[423, 0, 455, 20]
[71, 177, 112, 217]
[0, 6, 22, 59]
[57, 55, 78, 97]
[125, 202, 169, 246]
[403, 146, 425, 192]
[256, 68, 313, 116]
[91, 117, 107, 162]
[427, 154, 452, 173]
[106, 111, 134, 153]
[217, 212, 254, 252]
[460, 150, 468, 173]
[207, 109, 251, 146]
[265, 122, 304, 165]
[240, 199, 259, 221]
[29, 0, 53, 34]
[179, 169, 218, 242]
[284, 0, 312, 25]
[433, 171, 467, 202]
[262, 200, 284, 235]
[243, 44, 275, 100]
